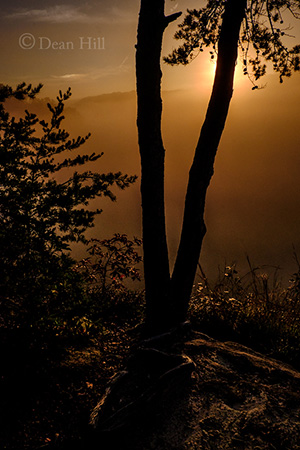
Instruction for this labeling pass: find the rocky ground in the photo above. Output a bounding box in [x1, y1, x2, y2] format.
[2, 327, 300, 449]
[91, 329, 300, 450]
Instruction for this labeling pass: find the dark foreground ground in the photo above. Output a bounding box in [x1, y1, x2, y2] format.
[0, 325, 134, 449]
[1, 324, 300, 450]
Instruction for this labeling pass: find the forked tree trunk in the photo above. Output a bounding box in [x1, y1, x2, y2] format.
[170, 0, 247, 323]
[136, 0, 181, 332]
[136, 0, 246, 332]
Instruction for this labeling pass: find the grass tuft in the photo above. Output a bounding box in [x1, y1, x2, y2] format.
[189, 256, 300, 368]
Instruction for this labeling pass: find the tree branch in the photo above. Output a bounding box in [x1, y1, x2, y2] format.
[164, 11, 182, 27]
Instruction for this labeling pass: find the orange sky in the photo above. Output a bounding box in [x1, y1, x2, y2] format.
[2, 1, 300, 281]
[1, 0, 201, 98]
[5, 0, 300, 97]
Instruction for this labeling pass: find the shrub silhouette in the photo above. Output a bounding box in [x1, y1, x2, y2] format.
[0, 83, 136, 327]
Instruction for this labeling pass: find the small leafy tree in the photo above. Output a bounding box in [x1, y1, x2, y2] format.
[75, 234, 144, 325]
[0, 83, 136, 326]
[78, 233, 142, 294]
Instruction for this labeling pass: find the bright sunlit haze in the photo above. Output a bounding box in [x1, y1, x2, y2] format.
[1, 0, 300, 281]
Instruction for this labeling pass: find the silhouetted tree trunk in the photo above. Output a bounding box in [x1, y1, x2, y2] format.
[136, 0, 181, 332]
[136, 0, 246, 332]
[170, 0, 247, 323]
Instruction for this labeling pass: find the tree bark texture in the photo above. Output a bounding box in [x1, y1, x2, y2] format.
[136, 0, 181, 332]
[170, 0, 247, 323]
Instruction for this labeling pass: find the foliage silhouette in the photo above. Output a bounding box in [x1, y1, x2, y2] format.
[77, 233, 142, 295]
[0, 83, 137, 326]
[164, 0, 300, 85]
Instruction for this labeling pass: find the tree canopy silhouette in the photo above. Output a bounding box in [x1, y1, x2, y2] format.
[165, 0, 300, 85]
[136, 0, 300, 334]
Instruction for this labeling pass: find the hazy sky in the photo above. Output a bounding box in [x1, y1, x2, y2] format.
[1, 0, 211, 97]
[2, 1, 300, 280]
[1, 0, 138, 96]
[2, 0, 299, 96]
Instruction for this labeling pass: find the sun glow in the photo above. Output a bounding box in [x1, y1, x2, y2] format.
[191, 54, 252, 95]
